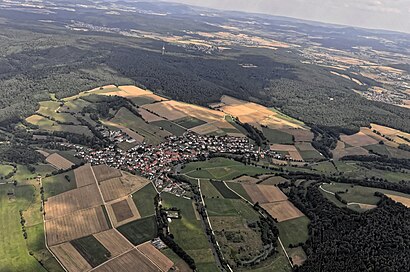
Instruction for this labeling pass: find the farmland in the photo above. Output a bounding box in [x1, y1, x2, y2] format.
[181, 157, 273, 180]
[160, 192, 217, 270]
[132, 183, 157, 218]
[93, 229, 133, 258]
[117, 215, 157, 246]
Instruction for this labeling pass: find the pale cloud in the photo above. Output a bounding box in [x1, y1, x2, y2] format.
[161, 0, 410, 33]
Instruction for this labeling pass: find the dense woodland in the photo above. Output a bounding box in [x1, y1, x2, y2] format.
[288, 186, 410, 272]
[0, 7, 409, 134]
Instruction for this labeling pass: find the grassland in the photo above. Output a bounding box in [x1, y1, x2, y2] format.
[117, 215, 157, 246]
[312, 161, 337, 174]
[321, 182, 410, 207]
[109, 107, 170, 145]
[277, 216, 310, 248]
[225, 182, 253, 202]
[205, 198, 260, 221]
[262, 127, 293, 144]
[0, 164, 14, 177]
[43, 171, 76, 199]
[161, 192, 216, 270]
[132, 183, 157, 218]
[71, 235, 111, 267]
[0, 184, 47, 271]
[182, 157, 273, 180]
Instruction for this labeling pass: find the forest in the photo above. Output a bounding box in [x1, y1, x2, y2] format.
[288, 186, 410, 272]
[0, 8, 409, 134]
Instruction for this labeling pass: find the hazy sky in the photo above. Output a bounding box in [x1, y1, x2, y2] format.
[162, 0, 410, 33]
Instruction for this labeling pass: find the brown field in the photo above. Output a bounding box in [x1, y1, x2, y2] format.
[37, 149, 50, 157]
[360, 128, 398, 148]
[74, 164, 97, 188]
[270, 144, 298, 152]
[386, 194, 410, 208]
[51, 242, 92, 272]
[92, 165, 122, 183]
[99, 172, 150, 202]
[46, 206, 110, 246]
[333, 146, 369, 160]
[92, 249, 161, 272]
[47, 152, 75, 170]
[107, 196, 141, 227]
[340, 132, 379, 147]
[261, 201, 304, 222]
[295, 142, 316, 151]
[288, 247, 307, 267]
[137, 242, 174, 272]
[138, 108, 165, 123]
[189, 123, 219, 135]
[143, 100, 225, 123]
[334, 140, 346, 150]
[94, 229, 134, 258]
[45, 184, 103, 220]
[220, 95, 245, 106]
[243, 184, 287, 204]
[282, 128, 314, 142]
[288, 151, 304, 161]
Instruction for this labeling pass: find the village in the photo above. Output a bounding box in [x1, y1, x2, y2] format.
[74, 130, 274, 195]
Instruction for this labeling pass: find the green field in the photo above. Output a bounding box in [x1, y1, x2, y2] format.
[161, 193, 216, 270]
[200, 180, 223, 199]
[174, 116, 206, 129]
[321, 182, 410, 206]
[109, 107, 169, 145]
[262, 127, 294, 144]
[209, 180, 240, 199]
[43, 171, 76, 199]
[130, 96, 157, 106]
[225, 182, 252, 202]
[205, 198, 260, 221]
[117, 215, 157, 245]
[26, 115, 93, 137]
[0, 184, 47, 271]
[182, 157, 272, 180]
[277, 216, 310, 248]
[33, 164, 56, 177]
[71, 235, 110, 267]
[312, 161, 337, 174]
[0, 164, 14, 177]
[298, 150, 324, 161]
[132, 183, 157, 218]
[151, 120, 186, 136]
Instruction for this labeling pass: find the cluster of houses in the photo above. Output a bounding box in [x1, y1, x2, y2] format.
[96, 125, 136, 144]
[75, 131, 266, 193]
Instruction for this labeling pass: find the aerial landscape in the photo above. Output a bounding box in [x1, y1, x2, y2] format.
[0, 0, 409, 271]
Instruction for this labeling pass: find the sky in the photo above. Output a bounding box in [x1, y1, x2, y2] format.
[161, 0, 410, 33]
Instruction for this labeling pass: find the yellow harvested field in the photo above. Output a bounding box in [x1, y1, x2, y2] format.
[92, 165, 122, 183]
[261, 201, 304, 222]
[45, 184, 103, 220]
[386, 194, 410, 208]
[243, 184, 287, 204]
[137, 242, 174, 272]
[138, 108, 164, 123]
[63, 85, 119, 101]
[92, 249, 161, 272]
[99, 172, 150, 202]
[360, 128, 398, 148]
[189, 123, 219, 135]
[46, 153, 74, 170]
[51, 242, 92, 272]
[94, 229, 133, 258]
[270, 144, 298, 152]
[333, 147, 369, 160]
[143, 100, 225, 123]
[107, 196, 141, 227]
[340, 132, 379, 147]
[371, 123, 410, 145]
[46, 206, 110, 246]
[142, 102, 187, 121]
[102, 85, 166, 102]
[26, 114, 46, 124]
[74, 164, 97, 188]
